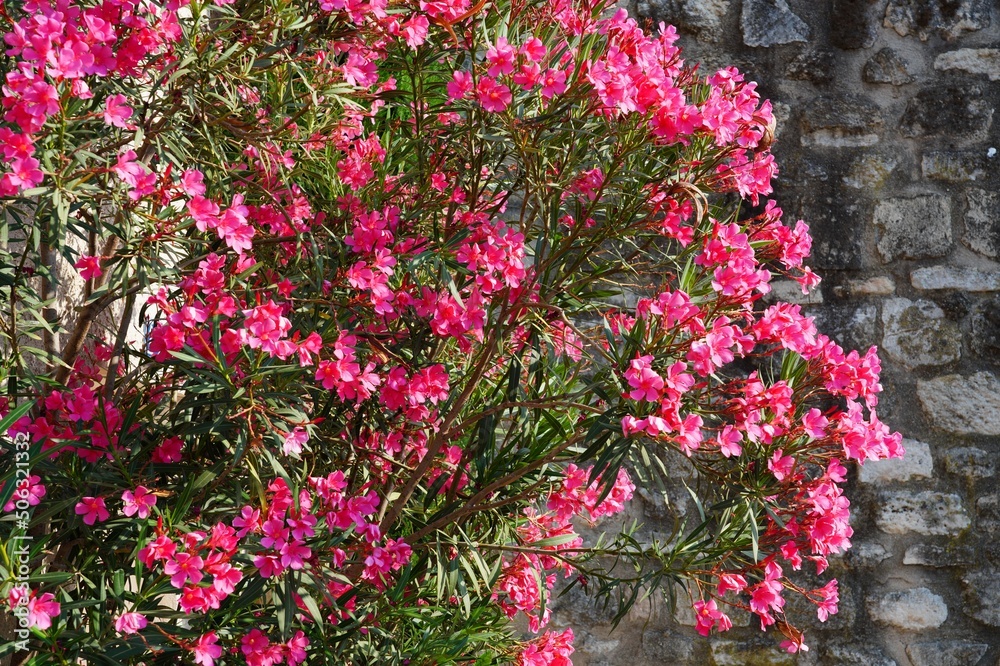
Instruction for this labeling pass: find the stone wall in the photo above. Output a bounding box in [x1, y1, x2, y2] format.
[551, 1, 1000, 664]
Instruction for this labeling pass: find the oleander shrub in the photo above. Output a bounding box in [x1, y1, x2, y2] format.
[0, 0, 902, 663]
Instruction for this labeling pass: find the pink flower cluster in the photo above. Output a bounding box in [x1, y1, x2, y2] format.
[1, 0, 181, 194]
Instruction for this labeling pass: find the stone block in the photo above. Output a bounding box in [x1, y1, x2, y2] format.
[900, 85, 993, 138]
[917, 373, 1000, 435]
[880, 299, 961, 368]
[844, 276, 895, 297]
[801, 95, 882, 147]
[962, 571, 1000, 626]
[822, 642, 897, 666]
[765, 279, 823, 305]
[830, 0, 882, 49]
[977, 494, 1000, 533]
[710, 638, 797, 666]
[874, 196, 952, 262]
[903, 543, 974, 567]
[943, 447, 995, 479]
[934, 48, 1000, 81]
[876, 491, 970, 535]
[810, 304, 878, 350]
[868, 587, 948, 629]
[843, 153, 898, 189]
[884, 0, 991, 41]
[859, 439, 932, 482]
[785, 49, 834, 84]
[906, 640, 989, 666]
[971, 297, 1000, 359]
[922, 151, 990, 182]
[847, 541, 892, 567]
[911, 266, 1000, 291]
[644, 0, 731, 43]
[910, 266, 1000, 292]
[741, 0, 810, 47]
[641, 632, 695, 662]
[965, 188, 1000, 259]
[863, 48, 914, 85]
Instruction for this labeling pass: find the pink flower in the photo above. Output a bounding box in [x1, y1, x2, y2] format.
[716, 572, 748, 596]
[814, 579, 839, 622]
[8, 157, 44, 189]
[447, 70, 473, 101]
[714, 424, 743, 458]
[624, 355, 663, 402]
[521, 37, 546, 62]
[3, 475, 46, 512]
[190, 632, 223, 666]
[802, 408, 828, 439]
[25, 592, 60, 630]
[476, 77, 512, 113]
[163, 552, 205, 588]
[768, 449, 795, 482]
[103, 94, 135, 129]
[121, 486, 157, 519]
[401, 15, 429, 48]
[152, 436, 184, 463]
[75, 497, 109, 525]
[181, 169, 207, 196]
[114, 612, 147, 635]
[485, 37, 516, 77]
[283, 427, 309, 456]
[74, 255, 102, 280]
[693, 598, 731, 636]
[540, 68, 567, 99]
[517, 628, 574, 666]
[286, 630, 309, 665]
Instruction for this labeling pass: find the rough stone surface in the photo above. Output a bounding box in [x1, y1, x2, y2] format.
[899, 85, 993, 138]
[645, 0, 731, 42]
[911, 266, 1000, 291]
[801, 95, 882, 147]
[971, 297, 1000, 360]
[785, 49, 835, 84]
[874, 196, 952, 262]
[740, 0, 810, 47]
[884, 0, 992, 41]
[943, 447, 996, 479]
[978, 494, 1000, 533]
[880, 299, 961, 368]
[935, 48, 1000, 81]
[961, 571, 1000, 626]
[906, 640, 989, 666]
[822, 642, 897, 666]
[922, 151, 990, 182]
[903, 543, 975, 568]
[863, 48, 915, 85]
[845, 276, 895, 296]
[868, 588, 948, 630]
[810, 304, 878, 350]
[830, 0, 882, 49]
[859, 439, 932, 482]
[709, 638, 797, 666]
[843, 153, 898, 189]
[766, 279, 823, 305]
[876, 491, 971, 535]
[917, 372, 1000, 435]
[846, 541, 892, 568]
[640, 633, 695, 662]
[964, 189, 1000, 259]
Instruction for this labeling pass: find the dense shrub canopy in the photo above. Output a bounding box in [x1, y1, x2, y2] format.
[0, 0, 901, 663]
